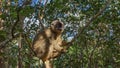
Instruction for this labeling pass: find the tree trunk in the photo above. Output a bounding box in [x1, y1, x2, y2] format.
[18, 34, 22, 68]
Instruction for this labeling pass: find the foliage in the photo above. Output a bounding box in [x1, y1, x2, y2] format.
[0, 0, 120, 68]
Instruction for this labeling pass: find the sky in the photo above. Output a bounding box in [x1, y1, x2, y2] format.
[18, 0, 50, 7]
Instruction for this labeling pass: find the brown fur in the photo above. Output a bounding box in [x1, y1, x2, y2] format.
[32, 20, 66, 68]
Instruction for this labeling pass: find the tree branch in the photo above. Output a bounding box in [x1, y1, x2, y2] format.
[18, 34, 23, 68]
[23, 34, 36, 56]
[66, 0, 111, 46]
[38, 0, 48, 30]
[11, 7, 20, 38]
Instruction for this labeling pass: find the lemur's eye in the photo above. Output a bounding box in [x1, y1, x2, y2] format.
[51, 23, 54, 25]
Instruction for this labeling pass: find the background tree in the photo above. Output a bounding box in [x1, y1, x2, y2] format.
[0, 0, 120, 68]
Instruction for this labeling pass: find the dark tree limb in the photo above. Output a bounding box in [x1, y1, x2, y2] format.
[11, 0, 32, 38]
[11, 7, 20, 38]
